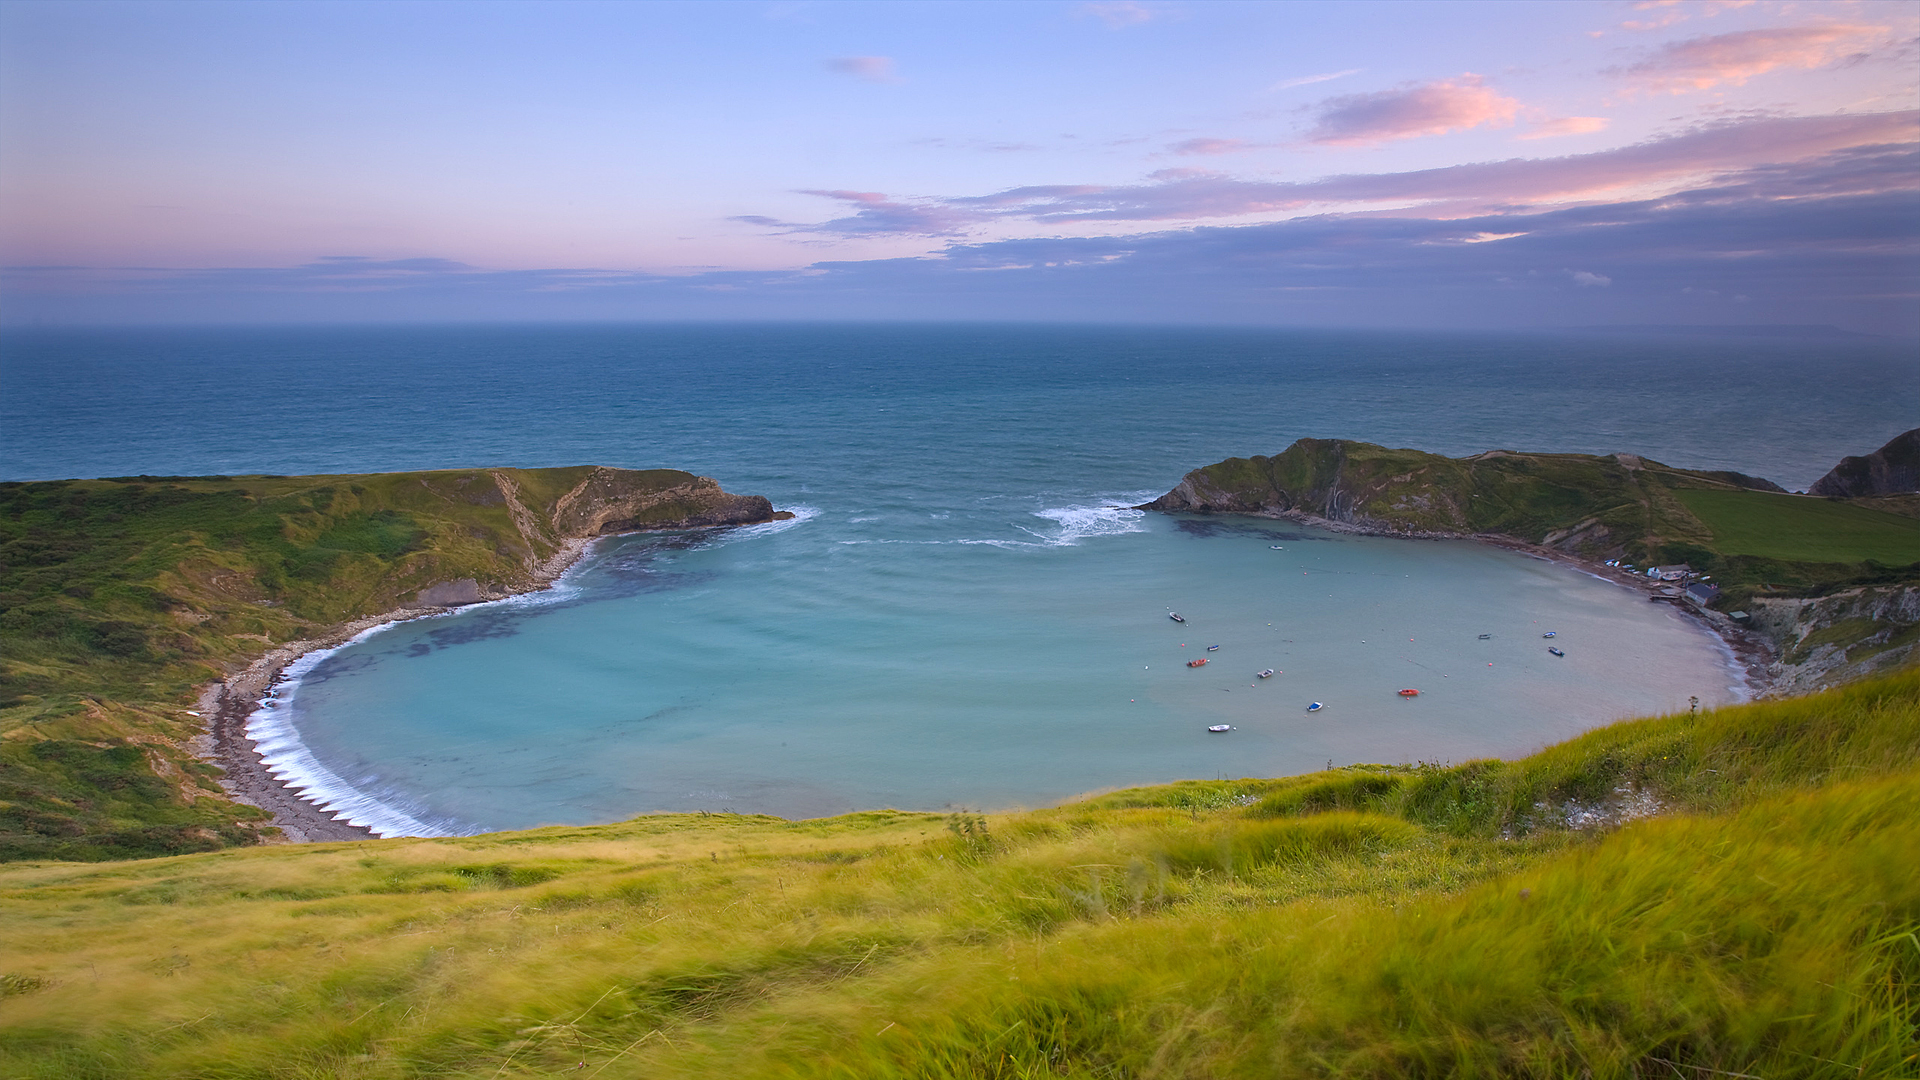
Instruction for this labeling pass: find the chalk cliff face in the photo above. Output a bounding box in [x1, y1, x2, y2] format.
[1749, 586, 1920, 696]
[409, 466, 785, 606]
[1139, 438, 1780, 561]
[1808, 428, 1920, 497]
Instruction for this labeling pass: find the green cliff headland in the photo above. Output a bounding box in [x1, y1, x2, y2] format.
[0, 467, 783, 861]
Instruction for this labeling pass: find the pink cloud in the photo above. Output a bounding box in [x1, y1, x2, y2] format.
[1169, 138, 1250, 156]
[1307, 76, 1520, 146]
[1619, 25, 1884, 93]
[825, 56, 899, 83]
[951, 110, 1918, 225]
[740, 110, 1915, 237]
[1519, 116, 1612, 141]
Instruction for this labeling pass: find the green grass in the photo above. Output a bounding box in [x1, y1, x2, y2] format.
[1673, 488, 1920, 565]
[1, 667, 1915, 1078]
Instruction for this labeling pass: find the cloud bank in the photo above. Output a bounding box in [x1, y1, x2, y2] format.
[750, 110, 1916, 234]
[9, 129, 1914, 335]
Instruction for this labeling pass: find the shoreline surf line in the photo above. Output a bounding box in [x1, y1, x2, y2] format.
[201, 504, 818, 844]
[198, 534, 602, 843]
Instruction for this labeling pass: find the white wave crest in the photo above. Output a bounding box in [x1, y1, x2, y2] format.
[246, 624, 471, 839]
[1025, 499, 1152, 546]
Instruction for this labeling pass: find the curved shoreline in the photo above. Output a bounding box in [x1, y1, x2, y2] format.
[198, 510, 1773, 845]
[197, 537, 596, 844]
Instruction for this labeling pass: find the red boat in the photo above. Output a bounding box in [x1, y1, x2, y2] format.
[1187, 658, 1209, 668]
[1398, 688, 1420, 697]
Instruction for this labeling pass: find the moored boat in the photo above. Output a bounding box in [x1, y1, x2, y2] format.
[1256, 668, 1274, 678]
[1169, 612, 1185, 623]
[1548, 646, 1565, 657]
[1398, 688, 1420, 697]
[1207, 724, 1232, 733]
[1187, 658, 1208, 668]
[1306, 701, 1324, 712]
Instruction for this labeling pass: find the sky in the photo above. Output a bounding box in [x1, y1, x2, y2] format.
[1, 0, 1915, 332]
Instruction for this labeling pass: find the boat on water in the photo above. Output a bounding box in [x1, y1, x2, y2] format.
[1206, 644, 1220, 652]
[1207, 724, 1232, 733]
[1270, 545, 1283, 549]
[1187, 658, 1209, 668]
[1398, 688, 1420, 697]
[1307, 702, 1324, 712]
[1478, 633, 1492, 640]
[1256, 669, 1275, 679]
[1168, 612, 1185, 623]
[1548, 646, 1565, 657]
[1543, 631, 1557, 638]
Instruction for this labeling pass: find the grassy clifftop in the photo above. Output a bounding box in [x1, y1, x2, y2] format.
[1144, 438, 1920, 607]
[1, 667, 1915, 1078]
[0, 467, 778, 861]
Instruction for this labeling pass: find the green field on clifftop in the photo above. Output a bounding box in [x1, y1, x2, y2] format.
[1673, 488, 1920, 565]
[2, 667, 1916, 1078]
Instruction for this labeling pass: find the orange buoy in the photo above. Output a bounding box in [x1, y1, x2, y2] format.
[1398, 688, 1420, 697]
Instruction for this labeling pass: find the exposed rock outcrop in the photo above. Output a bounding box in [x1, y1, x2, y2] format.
[551, 468, 780, 536]
[1808, 428, 1920, 498]
[1748, 586, 1920, 695]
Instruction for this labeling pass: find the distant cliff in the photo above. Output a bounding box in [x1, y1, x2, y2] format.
[1139, 438, 1781, 562]
[1809, 428, 1920, 498]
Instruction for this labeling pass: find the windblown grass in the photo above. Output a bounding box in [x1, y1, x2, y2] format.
[2, 669, 1916, 1078]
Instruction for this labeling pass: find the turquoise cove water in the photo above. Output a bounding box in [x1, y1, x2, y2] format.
[4, 324, 1913, 834]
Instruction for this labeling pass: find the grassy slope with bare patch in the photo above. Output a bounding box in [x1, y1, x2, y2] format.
[1, 667, 1914, 1078]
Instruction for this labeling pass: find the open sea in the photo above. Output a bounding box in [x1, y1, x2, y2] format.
[4, 324, 1914, 835]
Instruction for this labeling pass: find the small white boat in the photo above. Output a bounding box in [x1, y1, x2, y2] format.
[1543, 631, 1557, 638]
[1207, 724, 1232, 733]
[1270, 545, 1283, 549]
[1306, 702, 1324, 712]
[1206, 644, 1220, 652]
[1256, 669, 1274, 679]
[1168, 612, 1185, 623]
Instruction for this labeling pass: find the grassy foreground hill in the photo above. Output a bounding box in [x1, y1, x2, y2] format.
[0, 467, 780, 861]
[2, 667, 1916, 1078]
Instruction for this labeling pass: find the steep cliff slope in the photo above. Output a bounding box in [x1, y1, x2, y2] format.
[0, 466, 781, 860]
[1809, 427, 1920, 497]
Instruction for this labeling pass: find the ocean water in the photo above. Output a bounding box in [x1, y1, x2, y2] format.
[4, 324, 1914, 835]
